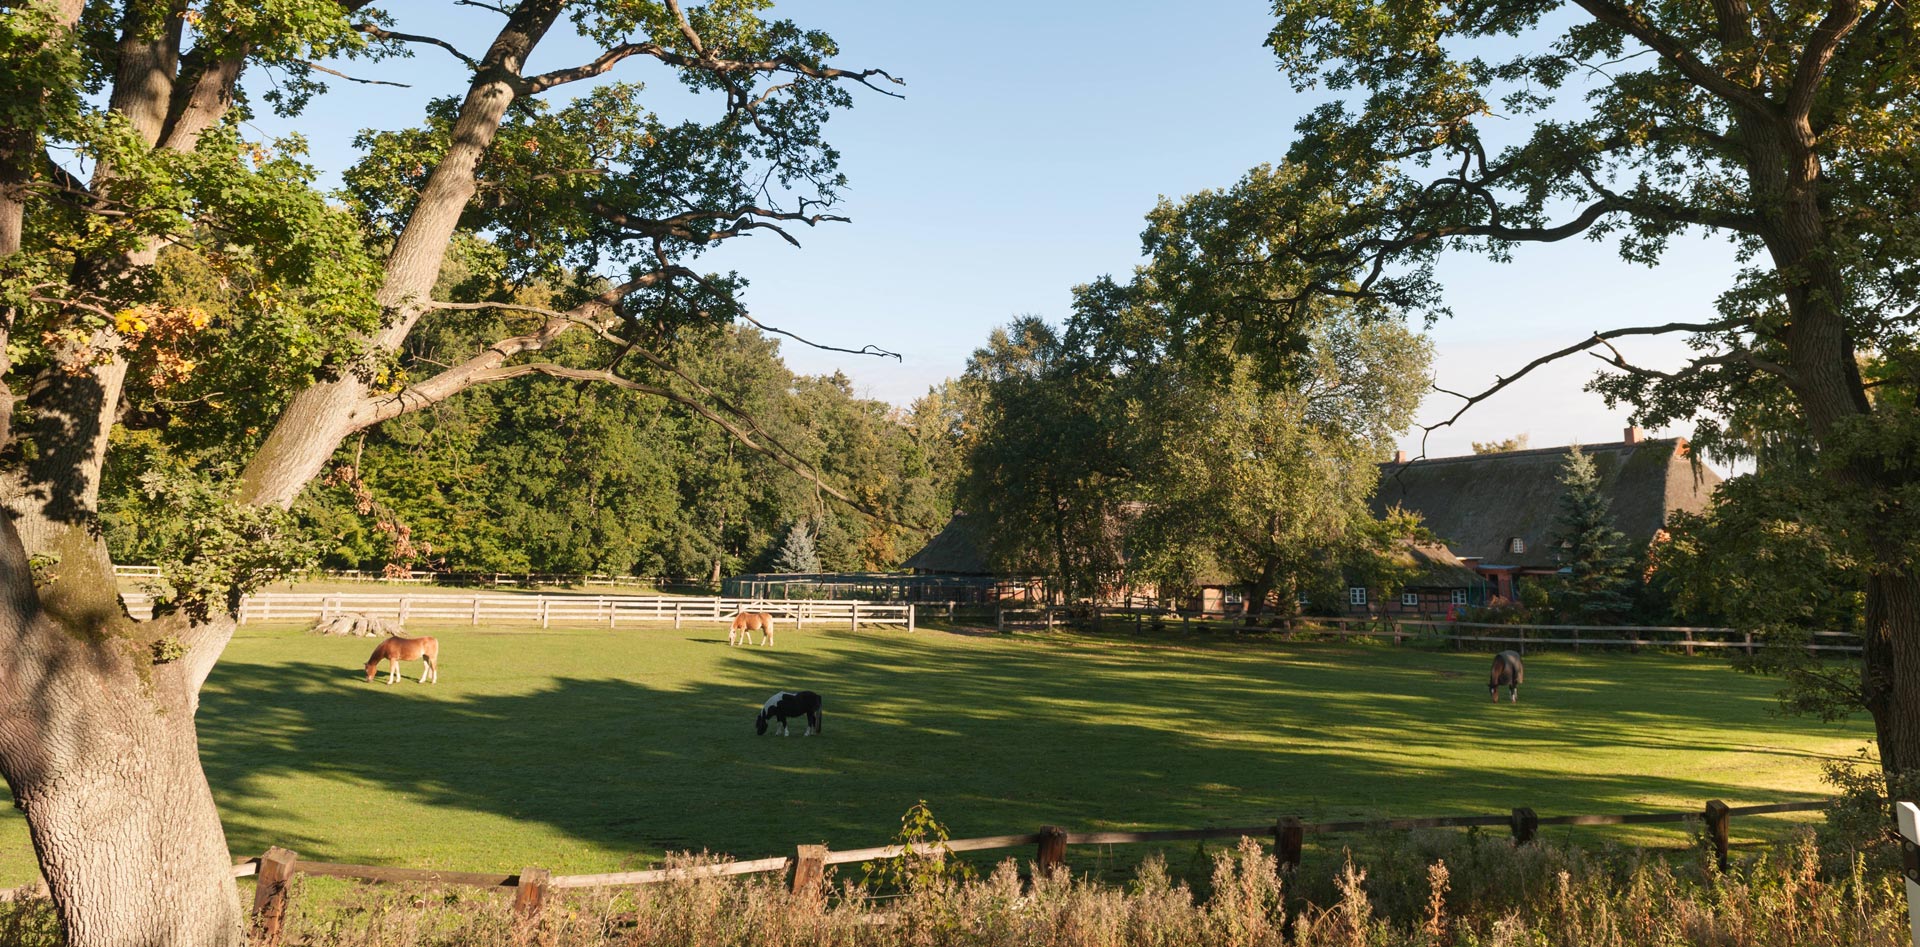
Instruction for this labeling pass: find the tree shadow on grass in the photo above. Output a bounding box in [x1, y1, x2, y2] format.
[184, 627, 1866, 876]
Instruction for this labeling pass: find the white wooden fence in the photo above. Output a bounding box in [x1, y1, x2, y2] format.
[115, 592, 914, 631]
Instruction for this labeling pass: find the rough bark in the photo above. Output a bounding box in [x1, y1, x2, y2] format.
[0, 516, 243, 947]
[240, 1, 568, 509]
[1863, 569, 1920, 776]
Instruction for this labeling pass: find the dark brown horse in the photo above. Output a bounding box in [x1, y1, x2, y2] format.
[365, 635, 439, 684]
[1489, 650, 1523, 703]
[730, 612, 773, 647]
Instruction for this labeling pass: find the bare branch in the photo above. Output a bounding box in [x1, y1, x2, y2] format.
[588, 201, 850, 249]
[734, 312, 901, 360]
[354, 24, 479, 69]
[1589, 337, 1793, 381]
[1416, 315, 1756, 454]
[524, 42, 904, 98]
[299, 60, 410, 87]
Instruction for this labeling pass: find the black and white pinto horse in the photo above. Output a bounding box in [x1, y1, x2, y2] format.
[1489, 650, 1524, 703]
[756, 690, 823, 736]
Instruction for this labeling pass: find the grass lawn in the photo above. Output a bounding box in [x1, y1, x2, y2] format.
[0, 623, 1871, 886]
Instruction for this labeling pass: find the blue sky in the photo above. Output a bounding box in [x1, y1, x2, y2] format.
[266, 1, 1743, 465]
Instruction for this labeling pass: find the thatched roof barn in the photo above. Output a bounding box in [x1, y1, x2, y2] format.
[901, 513, 994, 575]
[1372, 430, 1721, 574]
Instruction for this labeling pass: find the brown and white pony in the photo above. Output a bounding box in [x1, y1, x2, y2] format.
[729, 612, 773, 647]
[366, 634, 440, 684]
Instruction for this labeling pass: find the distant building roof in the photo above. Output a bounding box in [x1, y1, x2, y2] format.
[901, 514, 994, 575]
[1372, 437, 1721, 570]
[1393, 541, 1486, 589]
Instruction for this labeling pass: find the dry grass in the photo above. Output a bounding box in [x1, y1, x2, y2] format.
[5, 831, 1902, 946]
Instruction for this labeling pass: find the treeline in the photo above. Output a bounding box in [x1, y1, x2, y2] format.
[99, 244, 961, 584]
[945, 264, 1435, 611]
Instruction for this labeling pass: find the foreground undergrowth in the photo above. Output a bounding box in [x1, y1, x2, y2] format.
[4, 830, 1906, 946]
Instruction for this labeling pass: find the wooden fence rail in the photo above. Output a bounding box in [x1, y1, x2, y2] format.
[112, 592, 914, 632]
[229, 798, 1827, 945]
[1000, 606, 1864, 655]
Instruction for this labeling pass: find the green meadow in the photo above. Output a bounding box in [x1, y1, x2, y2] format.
[0, 623, 1870, 885]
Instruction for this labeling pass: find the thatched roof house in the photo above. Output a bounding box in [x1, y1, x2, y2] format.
[1392, 541, 1487, 590]
[1371, 429, 1721, 598]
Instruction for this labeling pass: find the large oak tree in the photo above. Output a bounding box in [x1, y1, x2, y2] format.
[0, 2, 895, 944]
[1167, 0, 1917, 781]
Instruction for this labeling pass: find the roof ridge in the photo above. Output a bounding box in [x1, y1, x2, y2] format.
[1382, 438, 1678, 468]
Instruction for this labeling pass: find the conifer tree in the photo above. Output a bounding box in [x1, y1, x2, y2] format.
[773, 521, 822, 574]
[1552, 446, 1636, 622]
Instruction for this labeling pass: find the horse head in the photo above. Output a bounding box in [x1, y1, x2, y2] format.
[755, 710, 769, 735]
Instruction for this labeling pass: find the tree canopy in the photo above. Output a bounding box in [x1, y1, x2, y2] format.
[1152, 0, 1920, 781]
[0, 3, 908, 943]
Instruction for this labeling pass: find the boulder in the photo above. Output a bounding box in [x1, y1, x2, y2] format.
[311, 614, 403, 637]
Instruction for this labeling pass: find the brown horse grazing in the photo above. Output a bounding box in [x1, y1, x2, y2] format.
[729, 612, 773, 647]
[365, 635, 439, 684]
[1489, 650, 1523, 703]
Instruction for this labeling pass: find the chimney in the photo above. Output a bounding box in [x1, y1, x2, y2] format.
[1623, 425, 1643, 445]
[1393, 450, 1408, 464]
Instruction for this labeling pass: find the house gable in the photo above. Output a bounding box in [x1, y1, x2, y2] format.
[1371, 437, 1721, 570]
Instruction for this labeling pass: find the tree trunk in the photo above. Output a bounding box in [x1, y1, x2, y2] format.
[1863, 568, 1920, 778]
[0, 516, 243, 947]
[238, 2, 565, 510]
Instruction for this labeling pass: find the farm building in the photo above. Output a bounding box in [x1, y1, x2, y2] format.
[1340, 540, 1493, 617]
[1371, 428, 1722, 602]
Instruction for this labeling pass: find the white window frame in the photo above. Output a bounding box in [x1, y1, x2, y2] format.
[1400, 591, 1420, 607]
[1508, 537, 1526, 554]
[1451, 588, 1469, 605]
[1348, 587, 1367, 606]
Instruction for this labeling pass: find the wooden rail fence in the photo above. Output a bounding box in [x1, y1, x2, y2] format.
[114, 564, 692, 588]
[224, 798, 1826, 945]
[1000, 607, 1864, 655]
[112, 592, 914, 632]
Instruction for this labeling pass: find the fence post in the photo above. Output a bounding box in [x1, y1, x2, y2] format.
[851, 601, 860, 631]
[1517, 626, 1526, 656]
[1035, 825, 1068, 877]
[1704, 800, 1731, 871]
[997, 608, 1006, 633]
[539, 597, 550, 630]
[472, 596, 481, 627]
[250, 846, 299, 947]
[1392, 620, 1404, 645]
[1685, 629, 1696, 657]
[1572, 627, 1581, 653]
[907, 604, 916, 633]
[673, 601, 682, 630]
[791, 844, 827, 903]
[1895, 801, 1920, 947]
[1510, 807, 1538, 845]
[1274, 817, 1304, 877]
[398, 596, 411, 625]
[1744, 631, 1754, 657]
[511, 866, 550, 935]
